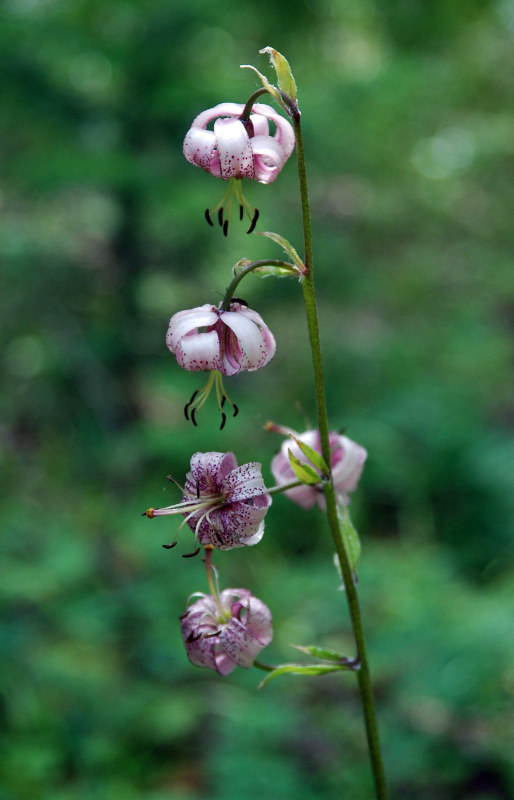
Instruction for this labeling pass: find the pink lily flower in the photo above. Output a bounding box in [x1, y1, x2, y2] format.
[184, 102, 295, 234]
[167, 300, 276, 376]
[183, 102, 295, 184]
[145, 451, 272, 550]
[271, 428, 367, 510]
[181, 587, 273, 675]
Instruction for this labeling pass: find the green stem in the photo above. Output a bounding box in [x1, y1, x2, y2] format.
[221, 259, 295, 310]
[292, 112, 388, 800]
[267, 479, 304, 496]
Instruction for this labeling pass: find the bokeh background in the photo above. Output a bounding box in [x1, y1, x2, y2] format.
[1, 1, 513, 798]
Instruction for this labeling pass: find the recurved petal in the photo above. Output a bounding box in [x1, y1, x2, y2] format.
[183, 128, 217, 169]
[252, 103, 295, 158]
[245, 596, 273, 645]
[174, 330, 222, 372]
[188, 451, 238, 492]
[214, 117, 255, 180]
[221, 311, 275, 371]
[251, 136, 286, 184]
[190, 103, 244, 130]
[221, 461, 269, 500]
[166, 305, 218, 352]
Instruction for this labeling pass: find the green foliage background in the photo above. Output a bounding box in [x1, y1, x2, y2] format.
[1, 1, 513, 798]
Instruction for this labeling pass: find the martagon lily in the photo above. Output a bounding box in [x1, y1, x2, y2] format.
[270, 427, 368, 510]
[181, 587, 273, 675]
[183, 102, 295, 234]
[166, 300, 276, 426]
[145, 451, 272, 551]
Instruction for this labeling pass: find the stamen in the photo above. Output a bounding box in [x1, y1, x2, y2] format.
[184, 389, 199, 421]
[232, 403, 239, 418]
[239, 204, 244, 221]
[247, 208, 259, 234]
[186, 631, 203, 642]
[162, 541, 177, 549]
[218, 208, 223, 226]
[196, 480, 200, 499]
[223, 219, 228, 237]
[220, 412, 227, 431]
[191, 408, 198, 427]
[205, 209, 214, 227]
[183, 547, 201, 559]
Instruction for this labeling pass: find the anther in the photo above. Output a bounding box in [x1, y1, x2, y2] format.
[191, 408, 198, 427]
[232, 403, 239, 418]
[205, 209, 214, 227]
[239, 204, 244, 221]
[196, 480, 200, 500]
[218, 208, 224, 226]
[162, 541, 177, 549]
[220, 412, 227, 431]
[184, 389, 199, 421]
[183, 547, 201, 559]
[220, 396, 226, 409]
[187, 631, 202, 642]
[247, 208, 259, 234]
[223, 219, 228, 237]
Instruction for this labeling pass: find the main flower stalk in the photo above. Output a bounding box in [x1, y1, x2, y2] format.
[291, 109, 388, 799]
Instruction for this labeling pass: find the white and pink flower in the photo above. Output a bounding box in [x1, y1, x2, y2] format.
[271, 429, 367, 510]
[181, 588, 273, 675]
[167, 300, 276, 376]
[146, 451, 271, 550]
[183, 102, 295, 184]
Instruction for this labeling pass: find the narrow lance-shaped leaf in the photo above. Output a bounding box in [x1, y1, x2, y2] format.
[337, 504, 361, 577]
[259, 47, 297, 106]
[287, 449, 321, 485]
[293, 645, 358, 665]
[258, 663, 350, 689]
[289, 434, 329, 475]
[256, 231, 305, 273]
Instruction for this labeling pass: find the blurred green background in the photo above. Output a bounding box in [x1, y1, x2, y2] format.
[1, 0, 513, 798]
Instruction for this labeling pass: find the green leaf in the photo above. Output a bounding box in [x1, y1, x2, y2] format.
[337, 505, 361, 576]
[256, 232, 305, 273]
[258, 663, 346, 689]
[240, 64, 282, 107]
[292, 645, 355, 663]
[259, 47, 297, 105]
[289, 434, 329, 475]
[287, 450, 321, 485]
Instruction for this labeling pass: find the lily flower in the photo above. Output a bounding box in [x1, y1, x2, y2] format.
[181, 587, 273, 675]
[166, 300, 276, 426]
[270, 427, 367, 510]
[183, 102, 295, 233]
[145, 451, 272, 550]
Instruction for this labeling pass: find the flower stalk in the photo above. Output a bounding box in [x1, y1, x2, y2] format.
[292, 111, 388, 799]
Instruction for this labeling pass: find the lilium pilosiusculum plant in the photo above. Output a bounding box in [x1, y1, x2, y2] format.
[270, 427, 367, 510]
[183, 102, 295, 234]
[145, 451, 272, 551]
[167, 300, 276, 427]
[181, 587, 273, 675]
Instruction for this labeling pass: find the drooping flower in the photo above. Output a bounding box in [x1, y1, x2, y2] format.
[166, 300, 276, 426]
[183, 102, 295, 233]
[145, 451, 272, 550]
[270, 427, 367, 510]
[184, 102, 295, 183]
[181, 587, 273, 675]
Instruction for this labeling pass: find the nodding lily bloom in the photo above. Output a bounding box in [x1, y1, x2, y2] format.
[166, 300, 276, 427]
[183, 102, 295, 234]
[145, 451, 272, 551]
[181, 588, 273, 675]
[270, 427, 367, 510]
